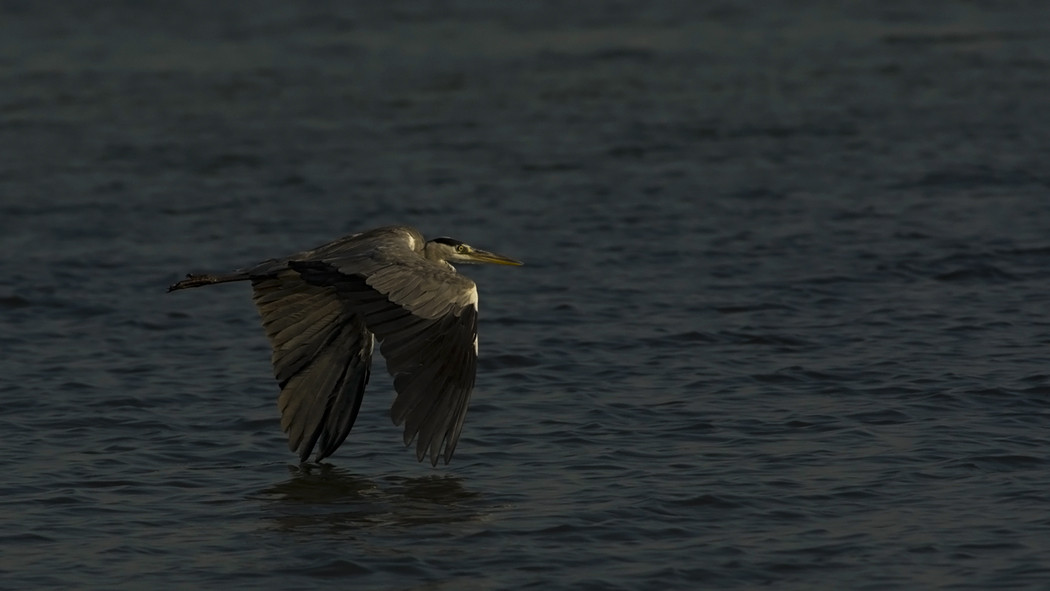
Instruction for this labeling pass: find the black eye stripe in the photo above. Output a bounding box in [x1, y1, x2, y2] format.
[432, 237, 464, 247]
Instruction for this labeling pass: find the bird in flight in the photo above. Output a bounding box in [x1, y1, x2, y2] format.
[168, 225, 522, 466]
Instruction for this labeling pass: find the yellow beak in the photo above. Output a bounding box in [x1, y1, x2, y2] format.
[469, 249, 524, 266]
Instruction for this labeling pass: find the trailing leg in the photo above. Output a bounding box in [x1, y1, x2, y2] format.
[168, 272, 250, 292]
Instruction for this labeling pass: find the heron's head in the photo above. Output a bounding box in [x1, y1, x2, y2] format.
[423, 237, 523, 268]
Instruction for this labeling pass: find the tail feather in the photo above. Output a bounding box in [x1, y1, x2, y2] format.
[168, 272, 251, 292]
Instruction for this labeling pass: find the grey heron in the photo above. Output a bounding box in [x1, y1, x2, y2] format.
[168, 225, 522, 466]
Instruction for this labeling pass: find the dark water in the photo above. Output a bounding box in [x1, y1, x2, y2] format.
[3, 1, 1050, 589]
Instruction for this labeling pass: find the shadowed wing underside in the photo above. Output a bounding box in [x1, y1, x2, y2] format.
[248, 227, 480, 466]
[251, 271, 373, 462]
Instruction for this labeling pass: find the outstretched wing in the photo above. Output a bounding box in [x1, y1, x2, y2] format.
[251, 270, 373, 462]
[287, 227, 481, 466]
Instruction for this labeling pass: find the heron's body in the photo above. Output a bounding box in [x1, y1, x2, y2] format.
[168, 225, 521, 466]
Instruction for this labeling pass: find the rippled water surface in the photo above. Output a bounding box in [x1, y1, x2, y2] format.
[3, 2, 1050, 589]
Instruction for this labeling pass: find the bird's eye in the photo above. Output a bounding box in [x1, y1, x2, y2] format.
[456, 245, 468, 254]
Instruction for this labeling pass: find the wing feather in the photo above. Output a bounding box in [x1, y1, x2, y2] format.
[251, 272, 373, 462]
[315, 338, 371, 459]
[279, 340, 347, 452]
[263, 292, 342, 335]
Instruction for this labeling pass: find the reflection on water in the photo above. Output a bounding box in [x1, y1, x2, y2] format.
[256, 464, 485, 535]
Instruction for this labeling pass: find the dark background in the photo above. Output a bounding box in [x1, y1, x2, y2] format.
[3, 2, 1050, 589]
